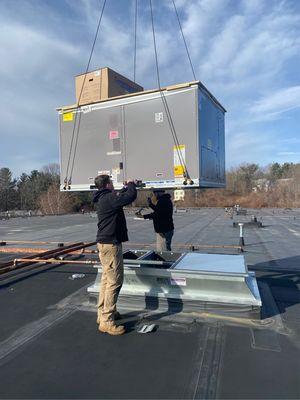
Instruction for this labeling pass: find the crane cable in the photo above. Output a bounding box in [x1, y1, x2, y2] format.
[133, 0, 138, 82]
[64, 0, 195, 188]
[171, 0, 197, 82]
[64, 0, 107, 189]
[149, 0, 191, 182]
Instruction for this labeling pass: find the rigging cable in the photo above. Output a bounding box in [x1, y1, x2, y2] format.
[133, 0, 138, 82]
[64, 0, 107, 188]
[171, 0, 197, 81]
[149, 0, 191, 182]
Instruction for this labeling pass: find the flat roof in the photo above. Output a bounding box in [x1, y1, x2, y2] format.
[0, 208, 299, 398]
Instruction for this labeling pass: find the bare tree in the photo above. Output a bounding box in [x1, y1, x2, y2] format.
[41, 163, 60, 178]
[39, 184, 76, 215]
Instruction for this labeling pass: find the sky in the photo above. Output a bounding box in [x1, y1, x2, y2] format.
[0, 0, 300, 178]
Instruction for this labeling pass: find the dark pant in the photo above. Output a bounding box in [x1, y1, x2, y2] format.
[156, 230, 174, 251]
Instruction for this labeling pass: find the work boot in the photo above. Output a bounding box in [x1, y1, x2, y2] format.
[97, 311, 122, 324]
[99, 321, 125, 336]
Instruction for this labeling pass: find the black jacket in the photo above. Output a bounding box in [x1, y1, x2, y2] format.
[144, 194, 174, 233]
[93, 183, 137, 244]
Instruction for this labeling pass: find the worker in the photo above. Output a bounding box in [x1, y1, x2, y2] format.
[139, 189, 174, 251]
[93, 175, 137, 336]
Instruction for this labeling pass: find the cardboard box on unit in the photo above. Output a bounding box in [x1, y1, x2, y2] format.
[75, 67, 143, 106]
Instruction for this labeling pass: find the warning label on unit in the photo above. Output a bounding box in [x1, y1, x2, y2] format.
[98, 170, 110, 176]
[63, 112, 73, 122]
[111, 168, 121, 183]
[109, 130, 119, 140]
[155, 112, 163, 123]
[173, 145, 186, 177]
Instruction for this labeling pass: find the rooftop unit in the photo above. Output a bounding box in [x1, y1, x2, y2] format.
[58, 81, 226, 191]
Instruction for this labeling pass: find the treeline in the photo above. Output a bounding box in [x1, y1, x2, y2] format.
[0, 164, 93, 214]
[1, 162, 300, 214]
[175, 162, 300, 208]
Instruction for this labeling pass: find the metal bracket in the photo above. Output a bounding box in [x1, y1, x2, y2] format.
[137, 324, 156, 334]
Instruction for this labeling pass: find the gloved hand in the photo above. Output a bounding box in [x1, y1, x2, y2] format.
[135, 212, 144, 219]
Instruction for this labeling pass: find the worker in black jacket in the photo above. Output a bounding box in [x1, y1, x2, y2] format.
[141, 189, 174, 251]
[93, 175, 137, 336]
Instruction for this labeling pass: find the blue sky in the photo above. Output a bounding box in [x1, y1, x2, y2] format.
[0, 0, 300, 177]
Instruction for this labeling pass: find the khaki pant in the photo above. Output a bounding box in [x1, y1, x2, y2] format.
[97, 243, 123, 323]
[156, 230, 174, 252]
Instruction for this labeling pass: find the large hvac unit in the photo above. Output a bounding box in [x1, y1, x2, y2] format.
[57, 81, 226, 191]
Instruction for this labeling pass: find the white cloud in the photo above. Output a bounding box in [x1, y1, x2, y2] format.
[241, 0, 266, 14]
[0, 22, 79, 75]
[278, 151, 300, 156]
[250, 86, 300, 119]
[0, 0, 300, 175]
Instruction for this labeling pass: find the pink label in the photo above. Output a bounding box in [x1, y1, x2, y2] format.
[109, 130, 119, 140]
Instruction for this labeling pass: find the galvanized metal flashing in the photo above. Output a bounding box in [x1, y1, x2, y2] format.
[88, 251, 262, 315]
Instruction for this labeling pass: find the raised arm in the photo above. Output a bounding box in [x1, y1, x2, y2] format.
[112, 182, 137, 209]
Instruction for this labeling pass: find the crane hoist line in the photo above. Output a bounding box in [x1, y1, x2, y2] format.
[64, 0, 107, 188]
[63, 0, 197, 189]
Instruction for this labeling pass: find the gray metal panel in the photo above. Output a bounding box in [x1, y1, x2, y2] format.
[123, 88, 199, 184]
[58, 83, 225, 190]
[198, 89, 225, 187]
[60, 106, 124, 187]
